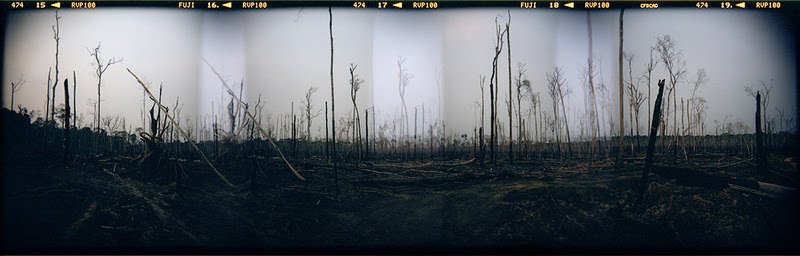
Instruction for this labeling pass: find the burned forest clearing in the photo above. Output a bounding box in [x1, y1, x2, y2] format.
[3, 143, 799, 251]
[3, 6, 800, 253]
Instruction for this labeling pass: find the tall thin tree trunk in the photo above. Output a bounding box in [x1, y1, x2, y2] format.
[506, 11, 513, 164]
[617, 8, 625, 163]
[52, 10, 60, 124]
[756, 92, 765, 170]
[329, 7, 338, 196]
[72, 71, 76, 129]
[365, 109, 369, 159]
[559, 88, 572, 156]
[325, 101, 329, 158]
[46, 67, 51, 123]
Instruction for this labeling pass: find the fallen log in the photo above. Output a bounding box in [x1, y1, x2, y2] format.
[351, 172, 507, 187]
[203, 59, 305, 181]
[102, 166, 200, 243]
[127, 68, 235, 188]
[757, 181, 798, 197]
[729, 184, 777, 198]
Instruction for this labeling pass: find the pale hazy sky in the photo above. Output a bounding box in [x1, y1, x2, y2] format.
[3, 8, 796, 141]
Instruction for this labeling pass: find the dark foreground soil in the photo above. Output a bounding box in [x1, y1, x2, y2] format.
[3, 152, 799, 254]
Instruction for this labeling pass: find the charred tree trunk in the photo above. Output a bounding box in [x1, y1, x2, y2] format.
[63, 79, 70, 162]
[72, 71, 76, 129]
[756, 92, 765, 170]
[414, 107, 418, 159]
[325, 101, 329, 158]
[639, 79, 665, 200]
[365, 109, 369, 159]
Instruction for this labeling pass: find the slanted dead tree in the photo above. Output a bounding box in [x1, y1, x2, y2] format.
[203, 60, 305, 181]
[349, 63, 364, 161]
[10, 74, 25, 111]
[638, 79, 665, 201]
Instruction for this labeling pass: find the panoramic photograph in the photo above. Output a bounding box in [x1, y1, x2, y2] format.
[2, 6, 798, 253]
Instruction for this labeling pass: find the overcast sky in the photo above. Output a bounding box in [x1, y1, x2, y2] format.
[3, 8, 796, 141]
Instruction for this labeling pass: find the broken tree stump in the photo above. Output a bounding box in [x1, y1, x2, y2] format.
[639, 79, 666, 200]
[128, 68, 236, 188]
[63, 78, 70, 163]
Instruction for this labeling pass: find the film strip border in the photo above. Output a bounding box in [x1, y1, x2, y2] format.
[1, 0, 795, 9]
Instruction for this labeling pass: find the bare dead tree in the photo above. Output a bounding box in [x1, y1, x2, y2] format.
[555, 67, 573, 156]
[89, 42, 123, 132]
[547, 67, 564, 159]
[515, 63, 528, 160]
[506, 10, 513, 163]
[631, 81, 646, 151]
[478, 75, 486, 163]
[642, 46, 658, 131]
[584, 12, 601, 156]
[10, 74, 25, 111]
[302, 86, 320, 145]
[655, 34, 687, 157]
[745, 79, 773, 137]
[489, 14, 508, 164]
[329, 7, 336, 164]
[688, 68, 709, 150]
[617, 8, 624, 162]
[51, 9, 61, 123]
[624, 52, 645, 151]
[349, 63, 364, 160]
[397, 57, 413, 156]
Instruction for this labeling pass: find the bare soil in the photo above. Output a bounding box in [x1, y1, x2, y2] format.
[3, 153, 799, 254]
